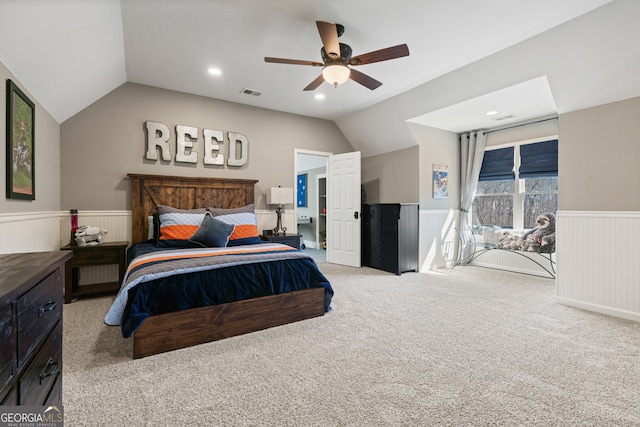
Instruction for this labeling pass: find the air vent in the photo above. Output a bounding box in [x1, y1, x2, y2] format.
[240, 88, 263, 97]
[494, 114, 517, 121]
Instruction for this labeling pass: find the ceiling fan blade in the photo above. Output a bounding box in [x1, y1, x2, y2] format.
[303, 74, 326, 91]
[265, 57, 323, 67]
[316, 21, 341, 59]
[349, 44, 410, 66]
[349, 68, 382, 90]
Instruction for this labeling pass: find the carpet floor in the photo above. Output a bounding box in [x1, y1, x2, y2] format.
[62, 264, 640, 426]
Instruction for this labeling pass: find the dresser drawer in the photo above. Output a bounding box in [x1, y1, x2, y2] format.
[17, 270, 62, 369]
[19, 322, 62, 406]
[1, 386, 18, 406]
[44, 373, 61, 406]
[0, 304, 14, 393]
[70, 247, 120, 265]
[0, 251, 69, 409]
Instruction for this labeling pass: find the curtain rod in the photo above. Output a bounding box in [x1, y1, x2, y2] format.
[483, 116, 557, 135]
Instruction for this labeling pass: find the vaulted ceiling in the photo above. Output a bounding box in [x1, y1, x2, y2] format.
[1, 0, 638, 156]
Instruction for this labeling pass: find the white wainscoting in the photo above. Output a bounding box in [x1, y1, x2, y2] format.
[58, 211, 132, 286]
[1, 209, 292, 286]
[256, 209, 296, 236]
[57, 210, 286, 243]
[556, 211, 640, 322]
[0, 211, 62, 254]
[60, 210, 133, 245]
[60, 209, 286, 286]
[419, 209, 458, 271]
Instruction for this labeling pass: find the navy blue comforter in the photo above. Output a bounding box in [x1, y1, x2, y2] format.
[105, 241, 333, 337]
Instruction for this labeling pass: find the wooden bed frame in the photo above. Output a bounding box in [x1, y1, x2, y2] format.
[127, 173, 326, 359]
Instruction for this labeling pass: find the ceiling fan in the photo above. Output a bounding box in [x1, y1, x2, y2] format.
[264, 20, 409, 91]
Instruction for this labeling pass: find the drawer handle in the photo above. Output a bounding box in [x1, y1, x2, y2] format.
[38, 299, 57, 317]
[89, 255, 104, 260]
[39, 357, 58, 384]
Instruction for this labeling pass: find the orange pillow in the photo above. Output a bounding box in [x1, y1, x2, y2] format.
[157, 205, 206, 241]
[208, 204, 261, 246]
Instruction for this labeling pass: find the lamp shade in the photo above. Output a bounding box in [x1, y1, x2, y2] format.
[322, 64, 350, 87]
[266, 187, 293, 205]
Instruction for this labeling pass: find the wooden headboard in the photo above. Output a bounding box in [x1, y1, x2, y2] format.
[128, 174, 259, 245]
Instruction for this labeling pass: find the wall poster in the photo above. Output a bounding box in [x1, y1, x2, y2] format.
[297, 173, 307, 207]
[433, 164, 448, 199]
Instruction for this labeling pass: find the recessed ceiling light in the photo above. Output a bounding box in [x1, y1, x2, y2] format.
[208, 67, 222, 76]
[315, 94, 325, 100]
[486, 110, 498, 116]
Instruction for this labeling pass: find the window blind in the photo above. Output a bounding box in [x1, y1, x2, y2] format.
[478, 146, 514, 181]
[519, 139, 558, 178]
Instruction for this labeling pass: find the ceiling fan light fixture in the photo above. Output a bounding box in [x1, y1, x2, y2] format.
[322, 64, 350, 88]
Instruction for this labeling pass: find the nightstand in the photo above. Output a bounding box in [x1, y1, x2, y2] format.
[262, 233, 302, 250]
[61, 241, 128, 303]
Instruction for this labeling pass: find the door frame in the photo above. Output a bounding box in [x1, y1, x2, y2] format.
[294, 149, 331, 248]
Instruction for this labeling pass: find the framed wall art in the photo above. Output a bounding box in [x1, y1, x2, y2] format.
[6, 79, 35, 200]
[433, 163, 448, 199]
[297, 173, 307, 207]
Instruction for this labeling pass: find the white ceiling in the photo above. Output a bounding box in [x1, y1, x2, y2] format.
[407, 76, 558, 133]
[2, 0, 638, 156]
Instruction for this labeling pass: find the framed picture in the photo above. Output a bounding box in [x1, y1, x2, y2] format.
[433, 164, 448, 199]
[297, 173, 307, 207]
[6, 79, 35, 200]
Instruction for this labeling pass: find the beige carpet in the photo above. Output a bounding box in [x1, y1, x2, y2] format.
[62, 264, 640, 426]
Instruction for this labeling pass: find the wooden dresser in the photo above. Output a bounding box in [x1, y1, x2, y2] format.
[0, 251, 72, 406]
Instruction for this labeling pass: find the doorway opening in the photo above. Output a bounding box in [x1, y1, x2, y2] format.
[294, 149, 330, 262]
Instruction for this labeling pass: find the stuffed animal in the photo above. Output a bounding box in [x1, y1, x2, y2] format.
[520, 233, 541, 252]
[519, 213, 556, 253]
[497, 231, 522, 249]
[75, 225, 108, 246]
[496, 229, 529, 250]
[540, 232, 556, 254]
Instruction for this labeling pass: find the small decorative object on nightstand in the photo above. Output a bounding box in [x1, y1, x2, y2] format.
[262, 233, 302, 250]
[61, 241, 128, 303]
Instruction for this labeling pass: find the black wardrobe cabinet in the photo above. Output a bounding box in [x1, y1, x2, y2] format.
[361, 203, 419, 275]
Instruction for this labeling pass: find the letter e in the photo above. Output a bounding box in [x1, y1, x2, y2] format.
[176, 125, 198, 163]
[203, 129, 224, 165]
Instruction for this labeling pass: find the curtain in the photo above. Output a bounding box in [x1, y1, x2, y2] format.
[458, 131, 487, 263]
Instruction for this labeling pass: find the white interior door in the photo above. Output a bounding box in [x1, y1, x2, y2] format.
[327, 151, 361, 267]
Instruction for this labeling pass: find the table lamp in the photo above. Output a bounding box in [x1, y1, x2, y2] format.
[266, 187, 293, 234]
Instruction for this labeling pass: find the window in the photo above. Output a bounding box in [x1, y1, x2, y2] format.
[522, 176, 558, 228]
[472, 139, 557, 231]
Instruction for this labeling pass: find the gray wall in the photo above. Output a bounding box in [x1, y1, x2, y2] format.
[362, 145, 419, 204]
[409, 124, 459, 209]
[60, 82, 354, 211]
[0, 61, 61, 214]
[558, 96, 640, 211]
